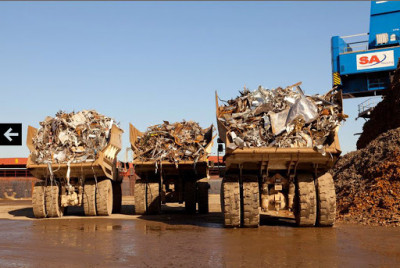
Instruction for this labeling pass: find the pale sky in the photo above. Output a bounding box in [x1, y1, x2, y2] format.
[0, 1, 373, 158]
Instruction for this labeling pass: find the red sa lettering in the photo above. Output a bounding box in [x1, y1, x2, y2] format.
[369, 55, 380, 64]
[359, 56, 369, 65]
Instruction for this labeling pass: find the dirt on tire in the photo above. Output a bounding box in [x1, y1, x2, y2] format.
[83, 180, 97, 216]
[316, 173, 336, 226]
[134, 181, 146, 215]
[146, 182, 161, 215]
[96, 179, 113, 216]
[222, 177, 241, 228]
[295, 173, 317, 227]
[32, 181, 47, 218]
[45, 184, 63, 218]
[242, 177, 260, 228]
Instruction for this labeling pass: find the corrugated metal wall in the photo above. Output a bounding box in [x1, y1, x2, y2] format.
[0, 177, 37, 198]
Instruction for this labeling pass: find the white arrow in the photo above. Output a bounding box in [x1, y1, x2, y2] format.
[4, 128, 19, 142]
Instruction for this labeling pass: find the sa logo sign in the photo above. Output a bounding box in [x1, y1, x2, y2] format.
[359, 55, 382, 65]
[356, 50, 394, 70]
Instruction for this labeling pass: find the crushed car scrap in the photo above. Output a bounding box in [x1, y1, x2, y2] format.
[32, 110, 117, 164]
[217, 82, 347, 153]
[132, 121, 213, 164]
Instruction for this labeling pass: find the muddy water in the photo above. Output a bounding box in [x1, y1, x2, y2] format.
[0, 215, 399, 267]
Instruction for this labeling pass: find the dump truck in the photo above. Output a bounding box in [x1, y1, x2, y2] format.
[129, 123, 214, 214]
[27, 124, 123, 218]
[216, 92, 342, 228]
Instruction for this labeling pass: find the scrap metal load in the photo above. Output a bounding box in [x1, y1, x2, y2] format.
[27, 110, 123, 219]
[217, 82, 347, 154]
[130, 121, 214, 215]
[31, 110, 117, 164]
[131, 121, 214, 164]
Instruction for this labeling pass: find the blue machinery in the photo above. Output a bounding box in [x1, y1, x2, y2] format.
[332, 1, 400, 103]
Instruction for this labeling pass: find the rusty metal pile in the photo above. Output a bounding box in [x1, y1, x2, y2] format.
[217, 82, 347, 154]
[133, 121, 213, 163]
[32, 110, 116, 164]
[332, 127, 400, 226]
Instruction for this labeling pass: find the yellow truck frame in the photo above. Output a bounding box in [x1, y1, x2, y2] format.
[216, 92, 342, 227]
[26, 125, 123, 218]
[129, 123, 214, 214]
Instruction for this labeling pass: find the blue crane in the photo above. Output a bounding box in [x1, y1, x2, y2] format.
[331, 1, 400, 118]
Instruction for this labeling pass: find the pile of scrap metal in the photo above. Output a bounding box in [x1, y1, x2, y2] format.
[132, 121, 213, 164]
[32, 110, 117, 164]
[217, 82, 347, 154]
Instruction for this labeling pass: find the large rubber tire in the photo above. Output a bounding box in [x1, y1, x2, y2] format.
[112, 181, 122, 214]
[146, 182, 161, 214]
[242, 177, 260, 228]
[45, 184, 64, 218]
[222, 178, 241, 228]
[32, 181, 47, 218]
[197, 181, 209, 214]
[63, 206, 69, 216]
[184, 181, 197, 214]
[134, 181, 146, 215]
[83, 180, 97, 216]
[316, 173, 336, 227]
[96, 179, 113, 216]
[220, 181, 224, 213]
[295, 173, 317, 227]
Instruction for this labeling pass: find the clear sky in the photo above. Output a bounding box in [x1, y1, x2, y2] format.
[0, 1, 374, 158]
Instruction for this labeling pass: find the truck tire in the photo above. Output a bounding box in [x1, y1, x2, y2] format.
[134, 181, 146, 215]
[222, 178, 241, 228]
[197, 181, 209, 214]
[242, 177, 260, 228]
[32, 181, 47, 218]
[295, 173, 317, 227]
[45, 184, 64, 218]
[220, 181, 224, 213]
[63, 206, 69, 216]
[146, 182, 161, 214]
[316, 173, 336, 227]
[83, 180, 97, 216]
[96, 179, 113, 216]
[185, 181, 197, 214]
[112, 181, 122, 214]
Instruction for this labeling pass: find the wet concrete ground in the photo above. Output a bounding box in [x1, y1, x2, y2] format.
[0, 197, 399, 267]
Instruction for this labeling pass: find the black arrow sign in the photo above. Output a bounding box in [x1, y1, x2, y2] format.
[0, 124, 22, 146]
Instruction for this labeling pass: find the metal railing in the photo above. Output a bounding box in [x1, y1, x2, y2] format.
[340, 33, 369, 54]
[358, 98, 379, 116]
[0, 169, 32, 177]
[342, 42, 369, 53]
